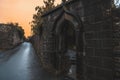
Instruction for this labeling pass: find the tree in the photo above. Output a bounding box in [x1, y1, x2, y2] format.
[31, 0, 55, 35]
[6, 22, 25, 39]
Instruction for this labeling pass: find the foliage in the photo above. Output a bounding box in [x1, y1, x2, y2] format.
[31, 0, 55, 35]
[6, 23, 25, 39]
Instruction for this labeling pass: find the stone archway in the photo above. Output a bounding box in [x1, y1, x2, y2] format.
[52, 9, 84, 79]
[56, 20, 77, 79]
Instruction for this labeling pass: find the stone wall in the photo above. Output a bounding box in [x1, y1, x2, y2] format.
[80, 0, 113, 80]
[29, 35, 41, 56]
[0, 31, 11, 49]
[113, 8, 120, 80]
[37, 0, 119, 80]
[0, 24, 22, 50]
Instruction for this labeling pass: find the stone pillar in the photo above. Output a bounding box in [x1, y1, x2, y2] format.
[78, 0, 114, 80]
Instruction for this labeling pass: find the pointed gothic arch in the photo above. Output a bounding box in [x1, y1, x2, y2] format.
[51, 8, 84, 78]
[52, 8, 84, 51]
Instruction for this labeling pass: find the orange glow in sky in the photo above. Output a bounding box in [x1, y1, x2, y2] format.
[0, 0, 61, 37]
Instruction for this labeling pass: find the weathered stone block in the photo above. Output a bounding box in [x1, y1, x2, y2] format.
[86, 40, 102, 48]
[95, 68, 113, 80]
[102, 57, 113, 70]
[95, 48, 113, 57]
[85, 56, 103, 67]
[85, 47, 94, 56]
[102, 39, 113, 48]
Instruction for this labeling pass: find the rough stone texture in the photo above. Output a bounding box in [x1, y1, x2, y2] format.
[0, 24, 22, 50]
[82, 0, 113, 80]
[32, 0, 119, 80]
[113, 8, 120, 80]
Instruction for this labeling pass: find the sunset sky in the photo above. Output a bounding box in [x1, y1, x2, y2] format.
[0, 0, 61, 37]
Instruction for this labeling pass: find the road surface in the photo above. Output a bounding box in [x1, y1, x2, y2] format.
[0, 42, 58, 80]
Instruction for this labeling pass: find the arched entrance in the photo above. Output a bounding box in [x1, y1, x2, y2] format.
[39, 6, 84, 79]
[52, 10, 84, 79]
[55, 20, 77, 79]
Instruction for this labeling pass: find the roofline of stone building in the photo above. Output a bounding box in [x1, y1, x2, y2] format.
[41, 0, 79, 17]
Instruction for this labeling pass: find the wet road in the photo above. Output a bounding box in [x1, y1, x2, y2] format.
[0, 42, 58, 80]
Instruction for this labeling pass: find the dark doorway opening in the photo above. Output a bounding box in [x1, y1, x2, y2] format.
[56, 20, 77, 79]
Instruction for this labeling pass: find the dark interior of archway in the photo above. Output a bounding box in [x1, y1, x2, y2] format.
[54, 20, 77, 75]
[59, 20, 76, 78]
[60, 20, 76, 51]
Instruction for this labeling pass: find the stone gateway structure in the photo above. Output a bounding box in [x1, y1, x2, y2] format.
[32, 0, 120, 80]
